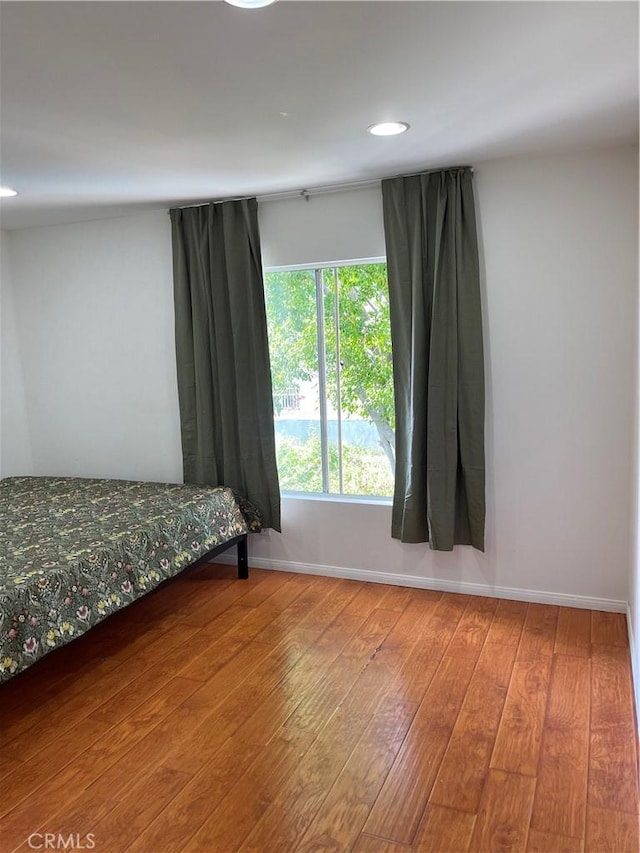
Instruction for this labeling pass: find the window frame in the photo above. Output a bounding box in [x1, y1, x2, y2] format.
[264, 256, 393, 504]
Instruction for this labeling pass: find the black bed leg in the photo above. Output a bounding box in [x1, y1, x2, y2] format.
[237, 535, 249, 580]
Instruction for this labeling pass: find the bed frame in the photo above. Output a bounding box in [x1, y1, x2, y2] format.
[195, 533, 249, 579]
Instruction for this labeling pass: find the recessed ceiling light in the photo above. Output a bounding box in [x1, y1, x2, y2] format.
[223, 0, 277, 8]
[367, 122, 410, 137]
[0, 187, 18, 197]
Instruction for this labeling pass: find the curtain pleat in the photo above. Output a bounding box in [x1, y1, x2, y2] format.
[382, 168, 485, 550]
[170, 199, 281, 531]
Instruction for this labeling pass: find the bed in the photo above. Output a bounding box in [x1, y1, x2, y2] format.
[0, 476, 261, 682]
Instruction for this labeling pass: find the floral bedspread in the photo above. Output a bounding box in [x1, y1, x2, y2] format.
[0, 476, 261, 682]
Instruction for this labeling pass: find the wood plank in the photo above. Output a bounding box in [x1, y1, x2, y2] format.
[236, 568, 304, 607]
[379, 584, 415, 612]
[352, 834, 412, 853]
[169, 729, 315, 853]
[194, 576, 311, 644]
[252, 576, 357, 644]
[490, 657, 552, 777]
[445, 595, 498, 661]
[0, 655, 126, 759]
[291, 578, 365, 635]
[236, 586, 393, 750]
[82, 659, 272, 807]
[485, 599, 528, 647]
[87, 644, 205, 727]
[368, 596, 445, 679]
[386, 592, 468, 703]
[203, 637, 324, 739]
[234, 705, 378, 852]
[321, 596, 444, 729]
[0, 715, 114, 818]
[236, 609, 426, 853]
[81, 673, 201, 772]
[171, 576, 271, 628]
[312, 583, 402, 654]
[178, 639, 276, 711]
[526, 829, 584, 852]
[171, 632, 251, 685]
[1, 620, 166, 737]
[115, 574, 233, 627]
[469, 769, 536, 853]
[194, 602, 254, 639]
[6, 785, 121, 853]
[0, 675, 201, 847]
[237, 640, 349, 749]
[430, 642, 516, 812]
[126, 736, 268, 853]
[163, 638, 309, 774]
[555, 607, 591, 658]
[176, 577, 317, 666]
[90, 625, 165, 663]
[295, 697, 418, 852]
[52, 584, 320, 852]
[0, 621, 126, 718]
[517, 604, 558, 662]
[590, 610, 628, 647]
[65, 669, 246, 822]
[1, 576, 637, 853]
[409, 588, 443, 605]
[282, 607, 401, 734]
[232, 575, 330, 643]
[363, 655, 477, 844]
[9, 764, 192, 853]
[585, 805, 640, 853]
[77, 708, 213, 821]
[530, 654, 591, 839]
[88, 764, 192, 852]
[116, 613, 212, 668]
[588, 644, 639, 813]
[414, 804, 476, 852]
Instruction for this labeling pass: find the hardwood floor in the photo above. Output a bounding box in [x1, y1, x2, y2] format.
[1, 565, 638, 852]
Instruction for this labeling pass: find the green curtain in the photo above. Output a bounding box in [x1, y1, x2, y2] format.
[170, 199, 281, 531]
[382, 168, 485, 550]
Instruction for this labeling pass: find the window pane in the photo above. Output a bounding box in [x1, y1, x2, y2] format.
[322, 267, 342, 494]
[265, 262, 395, 499]
[264, 269, 323, 493]
[335, 263, 395, 498]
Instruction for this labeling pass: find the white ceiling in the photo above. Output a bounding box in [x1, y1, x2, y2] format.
[0, 0, 637, 230]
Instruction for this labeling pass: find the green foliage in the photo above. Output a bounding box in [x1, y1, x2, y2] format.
[265, 269, 318, 414]
[265, 263, 394, 428]
[276, 435, 394, 497]
[322, 264, 395, 432]
[265, 262, 396, 496]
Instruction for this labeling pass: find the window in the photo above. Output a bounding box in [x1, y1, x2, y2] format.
[265, 261, 395, 498]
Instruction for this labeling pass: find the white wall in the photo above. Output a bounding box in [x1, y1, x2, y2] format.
[260, 186, 385, 268]
[7, 212, 182, 483]
[630, 211, 640, 719]
[254, 147, 638, 609]
[0, 230, 33, 476]
[5, 146, 637, 611]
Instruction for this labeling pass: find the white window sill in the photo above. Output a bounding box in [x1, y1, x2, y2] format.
[281, 490, 392, 507]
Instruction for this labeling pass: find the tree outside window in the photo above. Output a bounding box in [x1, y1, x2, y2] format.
[265, 261, 394, 498]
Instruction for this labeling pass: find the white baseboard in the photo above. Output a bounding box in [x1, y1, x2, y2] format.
[213, 553, 627, 613]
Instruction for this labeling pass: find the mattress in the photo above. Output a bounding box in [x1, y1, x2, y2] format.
[0, 476, 260, 682]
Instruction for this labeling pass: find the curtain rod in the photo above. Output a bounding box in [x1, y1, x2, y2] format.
[170, 165, 475, 210]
